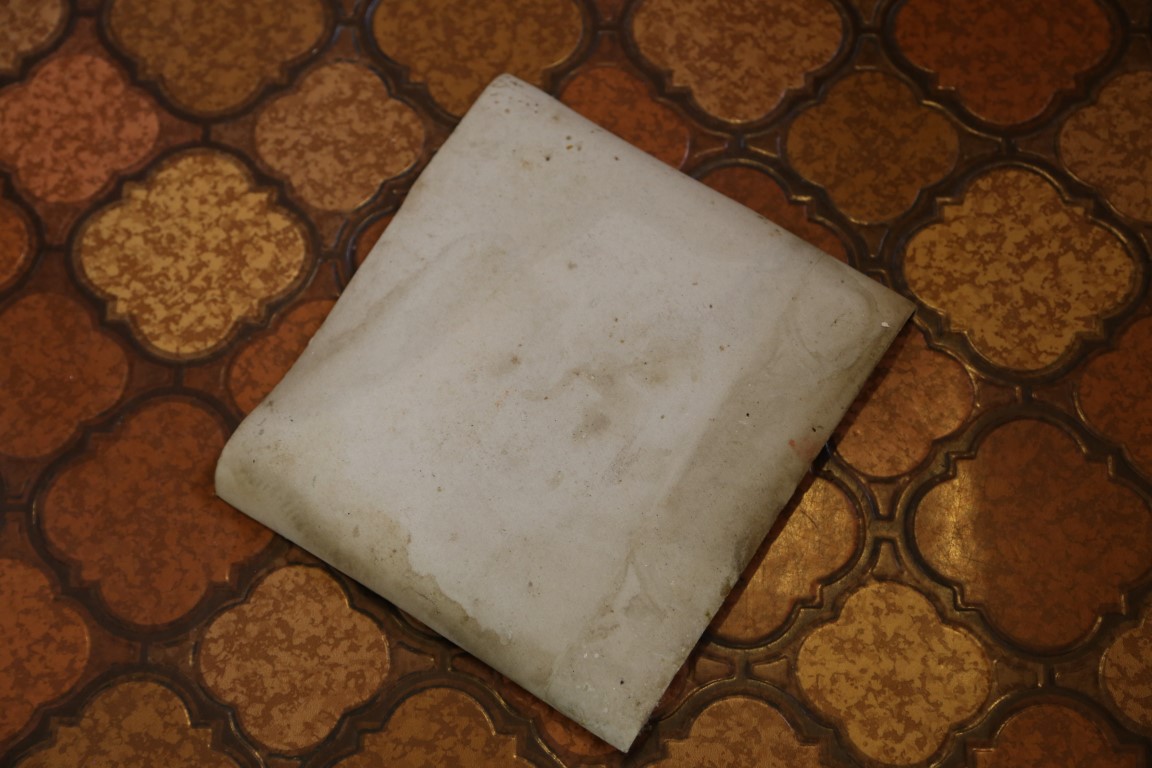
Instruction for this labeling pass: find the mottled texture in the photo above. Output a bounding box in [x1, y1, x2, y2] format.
[0, 293, 128, 459]
[0, 560, 89, 743]
[76, 150, 310, 359]
[1103, 608, 1152, 729]
[915, 419, 1152, 652]
[0, 0, 65, 75]
[15, 680, 241, 768]
[107, 0, 327, 115]
[0, 197, 31, 289]
[904, 168, 1135, 371]
[256, 63, 424, 211]
[336, 688, 533, 768]
[41, 399, 272, 625]
[969, 703, 1144, 768]
[0, 54, 159, 203]
[199, 566, 388, 752]
[632, 0, 843, 123]
[1060, 71, 1152, 221]
[711, 479, 858, 643]
[560, 65, 689, 168]
[796, 581, 991, 765]
[1080, 318, 1152, 478]
[655, 697, 823, 768]
[786, 71, 958, 222]
[894, 0, 1114, 125]
[836, 327, 972, 477]
[228, 299, 335, 414]
[701, 165, 846, 260]
[372, 0, 582, 115]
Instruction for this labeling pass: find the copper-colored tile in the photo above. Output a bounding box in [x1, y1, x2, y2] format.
[836, 326, 973, 478]
[105, 0, 328, 116]
[1080, 317, 1152, 478]
[228, 299, 335, 414]
[75, 149, 311, 360]
[255, 62, 424, 212]
[786, 71, 959, 223]
[969, 702, 1145, 767]
[700, 165, 847, 260]
[631, 0, 843, 123]
[371, 0, 583, 116]
[1102, 605, 1152, 730]
[0, 559, 89, 743]
[560, 65, 689, 167]
[41, 398, 272, 626]
[914, 419, 1152, 652]
[796, 581, 991, 765]
[1060, 71, 1152, 222]
[498, 678, 617, 760]
[336, 688, 532, 768]
[711, 478, 858, 643]
[14, 680, 241, 768]
[903, 167, 1135, 371]
[0, 194, 32, 290]
[893, 0, 1114, 125]
[199, 566, 388, 753]
[0, 293, 128, 459]
[0, 0, 66, 75]
[654, 697, 823, 768]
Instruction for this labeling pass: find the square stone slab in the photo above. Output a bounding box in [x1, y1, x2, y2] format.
[215, 75, 914, 751]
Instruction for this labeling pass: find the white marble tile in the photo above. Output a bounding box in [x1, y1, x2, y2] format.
[215, 75, 913, 751]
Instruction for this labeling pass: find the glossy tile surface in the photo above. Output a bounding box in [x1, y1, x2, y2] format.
[2, 0, 1152, 765]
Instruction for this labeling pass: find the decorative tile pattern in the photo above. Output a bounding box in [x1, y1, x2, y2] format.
[653, 697, 823, 768]
[631, 0, 843, 123]
[1102, 607, 1152, 729]
[41, 398, 273, 626]
[1080, 317, 1152, 478]
[0, 53, 159, 204]
[0, 293, 128, 459]
[497, 677, 616, 759]
[372, 0, 583, 116]
[969, 702, 1145, 768]
[796, 581, 991, 765]
[0, 0, 65, 75]
[904, 167, 1135, 371]
[199, 566, 389, 753]
[106, 0, 328, 115]
[14, 680, 241, 768]
[0, 559, 89, 743]
[256, 62, 424, 212]
[76, 150, 310, 359]
[786, 71, 959, 223]
[893, 0, 1114, 125]
[1060, 71, 1152, 222]
[0, 195, 32, 289]
[914, 419, 1152, 652]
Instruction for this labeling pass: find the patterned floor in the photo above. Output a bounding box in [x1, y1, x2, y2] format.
[2, 0, 1152, 766]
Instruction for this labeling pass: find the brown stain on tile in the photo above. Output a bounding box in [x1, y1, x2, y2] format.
[372, 0, 583, 116]
[1080, 317, 1152, 479]
[0, 53, 159, 204]
[631, 0, 843, 123]
[786, 71, 959, 223]
[914, 419, 1152, 653]
[76, 149, 311, 360]
[560, 65, 689, 167]
[701, 165, 847, 260]
[14, 679, 241, 768]
[41, 398, 273, 626]
[228, 299, 335, 414]
[970, 702, 1145, 768]
[894, 0, 1114, 125]
[336, 687, 533, 768]
[106, 0, 328, 116]
[0, 0, 66, 75]
[711, 478, 858, 643]
[796, 581, 991, 765]
[836, 326, 973, 478]
[0, 196, 33, 290]
[199, 566, 389, 753]
[0, 293, 128, 459]
[1060, 71, 1152, 222]
[904, 167, 1135, 371]
[255, 62, 424, 212]
[654, 697, 823, 768]
[1103, 606, 1152, 729]
[0, 559, 90, 743]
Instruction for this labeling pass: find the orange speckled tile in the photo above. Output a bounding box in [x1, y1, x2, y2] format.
[3, 0, 1152, 765]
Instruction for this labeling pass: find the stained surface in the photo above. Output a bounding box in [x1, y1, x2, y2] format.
[2, 0, 1151, 765]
